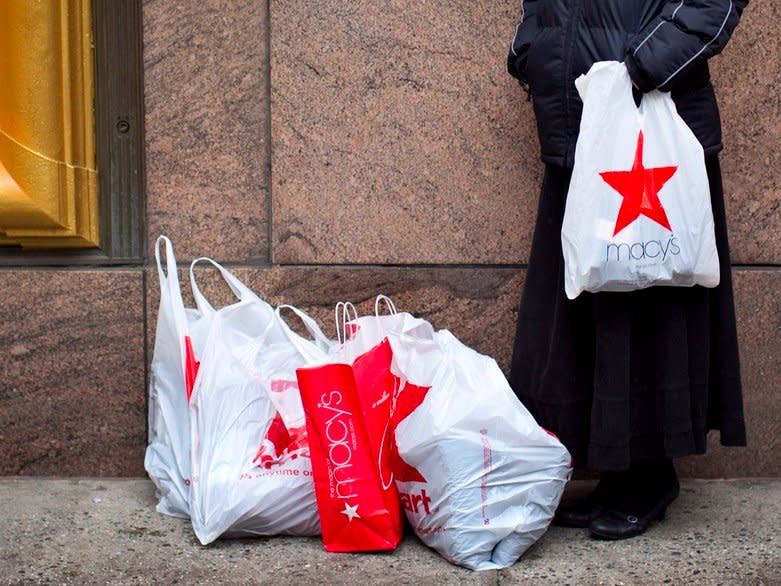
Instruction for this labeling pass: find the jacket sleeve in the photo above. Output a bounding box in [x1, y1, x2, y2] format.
[625, 0, 749, 92]
[507, 0, 541, 87]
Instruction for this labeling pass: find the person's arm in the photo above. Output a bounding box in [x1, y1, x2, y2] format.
[625, 0, 749, 92]
[507, 0, 541, 88]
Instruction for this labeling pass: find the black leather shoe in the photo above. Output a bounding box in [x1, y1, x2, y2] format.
[554, 473, 624, 528]
[589, 476, 680, 540]
[555, 493, 605, 528]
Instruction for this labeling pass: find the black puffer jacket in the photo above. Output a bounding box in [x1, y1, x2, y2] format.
[507, 0, 749, 167]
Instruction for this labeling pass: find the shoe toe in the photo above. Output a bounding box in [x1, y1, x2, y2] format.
[555, 499, 607, 528]
[555, 508, 600, 528]
[589, 511, 644, 540]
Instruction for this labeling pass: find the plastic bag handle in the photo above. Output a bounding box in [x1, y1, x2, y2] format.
[154, 235, 190, 375]
[154, 236, 187, 326]
[334, 301, 359, 344]
[189, 257, 254, 314]
[616, 61, 642, 113]
[576, 61, 639, 114]
[154, 235, 180, 291]
[276, 304, 331, 361]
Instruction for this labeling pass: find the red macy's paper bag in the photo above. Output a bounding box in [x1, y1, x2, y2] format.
[349, 339, 403, 539]
[297, 363, 401, 552]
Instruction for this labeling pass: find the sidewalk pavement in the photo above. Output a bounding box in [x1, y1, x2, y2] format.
[1, 479, 778, 585]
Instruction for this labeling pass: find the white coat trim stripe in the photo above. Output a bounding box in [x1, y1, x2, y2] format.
[510, 21, 522, 56]
[633, 0, 685, 56]
[659, 0, 734, 88]
[509, 3, 526, 56]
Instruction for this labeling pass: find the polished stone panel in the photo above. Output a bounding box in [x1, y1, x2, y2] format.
[270, 1, 542, 264]
[144, 0, 269, 263]
[711, 0, 781, 264]
[0, 270, 145, 476]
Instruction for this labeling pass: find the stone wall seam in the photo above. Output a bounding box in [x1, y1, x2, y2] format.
[142, 267, 150, 445]
[263, 0, 274, 265]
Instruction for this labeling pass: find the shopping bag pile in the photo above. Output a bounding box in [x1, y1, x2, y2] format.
[145, 236, 572, 570]
[295, 299, 430, 553]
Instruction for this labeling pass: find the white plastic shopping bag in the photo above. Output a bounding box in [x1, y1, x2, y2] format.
[189, 280, 331, 545]
[252, 304, 334, 467]
[145, 236, 214, 519]
[388, 324, 572, 571]
[561, 61, 720, 299]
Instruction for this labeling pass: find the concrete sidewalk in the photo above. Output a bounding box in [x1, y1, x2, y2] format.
[1, 479, 778, 585]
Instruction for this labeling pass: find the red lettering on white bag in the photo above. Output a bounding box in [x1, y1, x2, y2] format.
[399, 489, 432, 516]
[416, 526, 448, 536]
[320, 390, 358, 500]
[480, 428, 492, 526]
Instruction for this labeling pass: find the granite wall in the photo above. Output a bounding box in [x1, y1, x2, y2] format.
[1, 0, 779, 477]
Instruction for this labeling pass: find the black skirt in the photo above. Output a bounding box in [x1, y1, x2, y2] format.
[509, 156, 747, 471]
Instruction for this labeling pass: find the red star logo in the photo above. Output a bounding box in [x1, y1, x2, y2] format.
[184, 335, 200, 403]
[389, 381, 430, 483]
[599, 131, 677, 236]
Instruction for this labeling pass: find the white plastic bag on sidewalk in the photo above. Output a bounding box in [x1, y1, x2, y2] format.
[252, 305, 334, 467]
[561, 61, 719, 299]
[388, 324, 572, 571]
[189, 282, 331, 545]
[144, 236, 214, 519]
